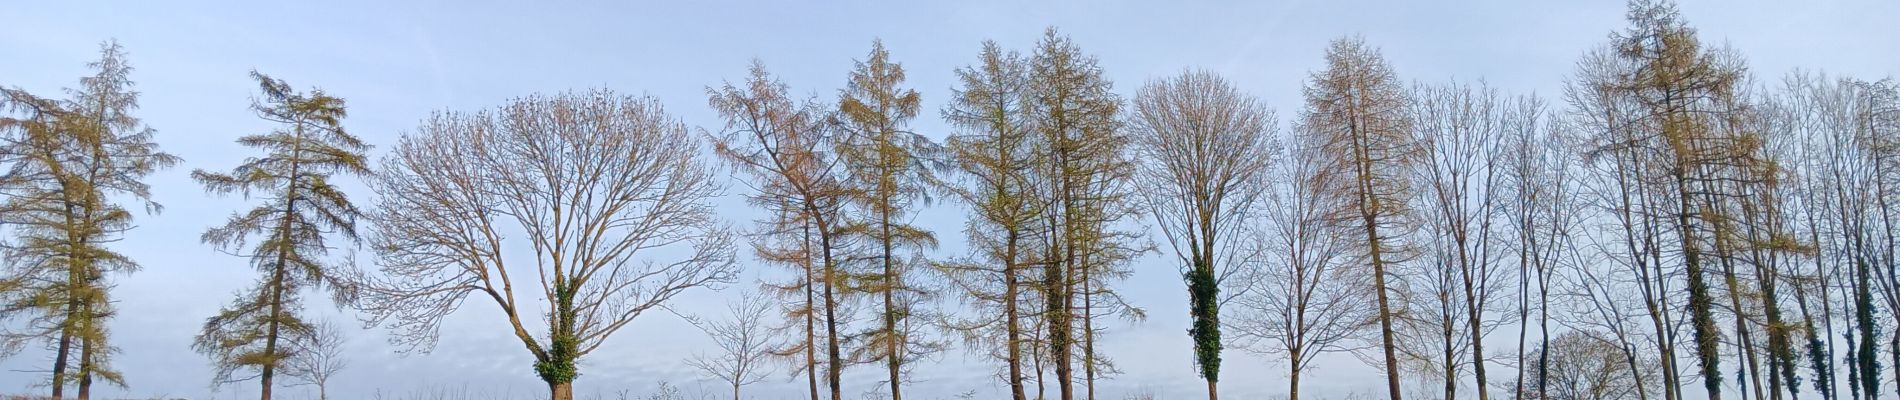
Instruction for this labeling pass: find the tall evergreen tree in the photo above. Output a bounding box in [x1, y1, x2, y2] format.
[1604, 2, 1750, 397]
[190, 71, 368, 400]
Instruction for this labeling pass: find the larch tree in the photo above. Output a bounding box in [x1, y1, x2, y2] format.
[191, 71, 366, 400]
[354, 90, 737, 400]
[1568, 43, 1690, 400]
[1599, 1, 1751, 397]
[938, 40, 1041, 400]
[706, 61, 854, 400]
[1028, 27, 1146, 400]
[1229, 122, 1374, 400]
[1129, 69, 1277, 400]
[835, 40, 943, 400]
[1301, 36, 1415, 400]
[0, 41, 177, 400]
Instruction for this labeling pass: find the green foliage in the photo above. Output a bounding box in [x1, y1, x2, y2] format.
[0, 40, 176, 392]
[190, 71, 368, 391]
[535, 285, 580, 385]
[1184, 258, 1219, 381]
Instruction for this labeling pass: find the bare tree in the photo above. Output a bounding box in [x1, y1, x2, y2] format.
[282, 319, 348, 400]
[1230, 123, 1374, 400]
[1524, 331, 1659, 400]
[1398, 81, 1511, 400]
[1129, 69, 1276, 400]
[679, 292, 778, 400]
[355, 90, 737, 400]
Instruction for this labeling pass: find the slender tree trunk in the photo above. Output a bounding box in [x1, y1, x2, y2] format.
[51, 197, 83, 400]
[1459, 247, 1492, 400]
[1006, 231, 1028, 400]
[1442, 306, 1458, 400]
[803, 224, 821, 400]
[259, 129, 307, 400]
[1289, 357, 1302, 400]
[1082, 251, 1097, 400]
[260, 262, 286, 400]
[76, 331, 92, 400]
[1515, 238, 1531, 400]
[881, 207, 904, 400]
[1673, 172, 1723, 400]
[1364, 197, 1402, 400]
[821, 229, 843, 400]
[51, 279, 75, 400]
[549, 381, 573, 400]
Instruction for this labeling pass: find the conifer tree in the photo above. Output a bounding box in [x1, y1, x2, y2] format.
[939, 40, 1040, 400]
[707, 62, 854, 400]
[0, 41, 177, 400]
[191, 71, 368, 400]
[1302, 36, 1414, 400]
[835, 40, 943, 400]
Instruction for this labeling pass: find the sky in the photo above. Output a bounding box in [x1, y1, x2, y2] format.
[1, 1, 1897, 399]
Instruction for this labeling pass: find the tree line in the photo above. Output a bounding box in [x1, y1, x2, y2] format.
[2, 1, 1897, 400]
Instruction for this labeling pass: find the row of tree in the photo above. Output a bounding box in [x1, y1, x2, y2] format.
[2, 1, 1897, 400]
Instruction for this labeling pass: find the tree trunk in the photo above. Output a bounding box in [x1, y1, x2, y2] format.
[76, 333, 92, 400]
[1005, 232, 1028, 400]
[802, 224, 820, 400]
[549, 381, 573, 400]
[260, 263, 285, 400]
[1288, 360, 1302, 400]
[51, 198, 84, 400]
[819, 227, 843, 400]
[1366, 216, 1401, 400]
[51, 303, 73, 400]
[882, 210, 903, 400]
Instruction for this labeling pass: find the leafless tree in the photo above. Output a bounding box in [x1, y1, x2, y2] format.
[354, 90, 737, 400]
[679, 292, 779, 400]
[1129, 69, 1276, 400]
[282, 319, 348, 400]
[1230, 123, 1374, 400]
[1397, 80, 1512, 400]
[1523, 331, 1659, 400]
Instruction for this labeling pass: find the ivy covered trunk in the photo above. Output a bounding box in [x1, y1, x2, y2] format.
[538, 285, 580, 400]
[1186, 257, 1220, 400]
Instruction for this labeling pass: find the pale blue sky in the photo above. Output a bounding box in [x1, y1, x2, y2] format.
[1, 1, 1895, 399]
